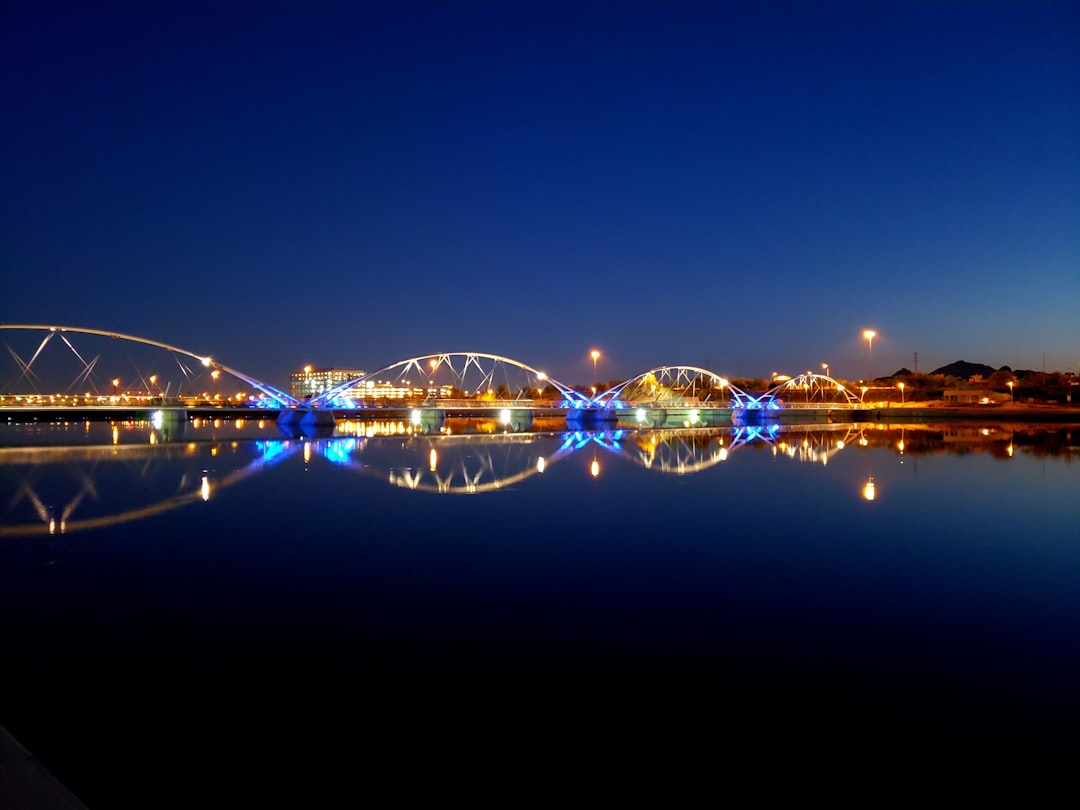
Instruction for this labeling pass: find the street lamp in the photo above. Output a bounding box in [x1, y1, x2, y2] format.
[822, 362, 829, 378]
[590, 350, 600, 388]
[112, 378, 120, 399]
[898, 381, 905, 404]
[863, 330, 876, 381]
[1007, 381, 1014, 402]
[211, 369, 220, 401]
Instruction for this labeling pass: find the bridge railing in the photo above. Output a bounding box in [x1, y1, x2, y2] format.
[771, 401, 865, 409]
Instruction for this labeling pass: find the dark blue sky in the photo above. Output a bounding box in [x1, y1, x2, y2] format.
[2, 0, 1077, 388]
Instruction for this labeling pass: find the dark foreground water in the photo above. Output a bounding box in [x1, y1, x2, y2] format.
[1, 417, 1078, 802]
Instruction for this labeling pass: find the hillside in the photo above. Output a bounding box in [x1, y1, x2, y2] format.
[929, 360, 997, 378]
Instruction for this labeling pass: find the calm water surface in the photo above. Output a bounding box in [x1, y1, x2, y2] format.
[1, 417, 1078, 801]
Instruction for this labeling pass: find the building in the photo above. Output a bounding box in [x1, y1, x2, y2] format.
[290, 366, 366, 400]
[289, 366, 454, 403]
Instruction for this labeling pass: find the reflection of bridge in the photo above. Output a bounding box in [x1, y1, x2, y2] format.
[0, 423, 875, 537]
[0, 324, 870, 430]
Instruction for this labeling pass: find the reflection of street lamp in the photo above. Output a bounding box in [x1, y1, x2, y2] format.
[863, 330, 876, 381]
[898, 381, 905, 404]
[1007, 381, 1014, 402]
[590, 350, 600, 388]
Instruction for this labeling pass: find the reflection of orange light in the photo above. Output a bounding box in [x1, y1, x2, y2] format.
[590, 459, 600, 477]
[863, 476, 876, 501]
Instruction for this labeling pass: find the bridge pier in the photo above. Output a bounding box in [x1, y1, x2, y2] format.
[565, 407, 617, 428]
[497, 408, 534, 432]
[277, 407, 336, 430]
[619, 407, 733, 428]
[410, 408, 446, 434]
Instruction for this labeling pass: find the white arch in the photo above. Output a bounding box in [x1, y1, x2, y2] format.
[0, 324, 300, 406]
[593, 365, 750, 407]
[311, 352, 580, 407]
[763, 372, 862, 408]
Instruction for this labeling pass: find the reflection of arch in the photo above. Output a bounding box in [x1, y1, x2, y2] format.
[312, 352, 581, 408]
[611, 424, 866, 473]
[620, 428, 737, 474]
[766, 423, 865, 464]
[305, 432, 578, 494]
[0, 440, 292, 538]
[0, 324, 298, 407]
[593, 365, 751, 408]
[762, 372, 861, 409]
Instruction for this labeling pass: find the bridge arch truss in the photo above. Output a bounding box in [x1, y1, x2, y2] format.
[592, 365, 752, 409]
[311, 352, 580, 409]
[0, 324, 298, 407]
[761, 372, 862, 409]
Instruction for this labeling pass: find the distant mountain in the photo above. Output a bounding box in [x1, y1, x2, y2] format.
[930, 360, 997, 378]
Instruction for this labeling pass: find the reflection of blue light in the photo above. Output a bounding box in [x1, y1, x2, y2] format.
[255, 440, 293, 464]
[320, 438, 358, 465]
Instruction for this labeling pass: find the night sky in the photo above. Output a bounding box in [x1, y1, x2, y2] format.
[2, 0, 1077, 389]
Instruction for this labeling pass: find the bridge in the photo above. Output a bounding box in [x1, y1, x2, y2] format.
[0, 324, 870, 431]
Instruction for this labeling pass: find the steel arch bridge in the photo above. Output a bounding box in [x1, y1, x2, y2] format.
[0, 324, 299, 407]
[309, 352, 583, 409]
[592, 365, 754, 409]
[761, 372, 862, 410]
[1, 325, 870, 423]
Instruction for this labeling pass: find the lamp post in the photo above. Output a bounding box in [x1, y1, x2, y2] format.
[822, 362, 829, 379]
[211, 369, 220, 401]
[112, 378, 120, 399]
[1007, 381, 1014, 402]
[590, 350, 600, 389]
[863, 330, 876, 382]
[898, 381, 905, 404]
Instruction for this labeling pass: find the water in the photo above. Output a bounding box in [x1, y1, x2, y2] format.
[2, 417, 1078, 800]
